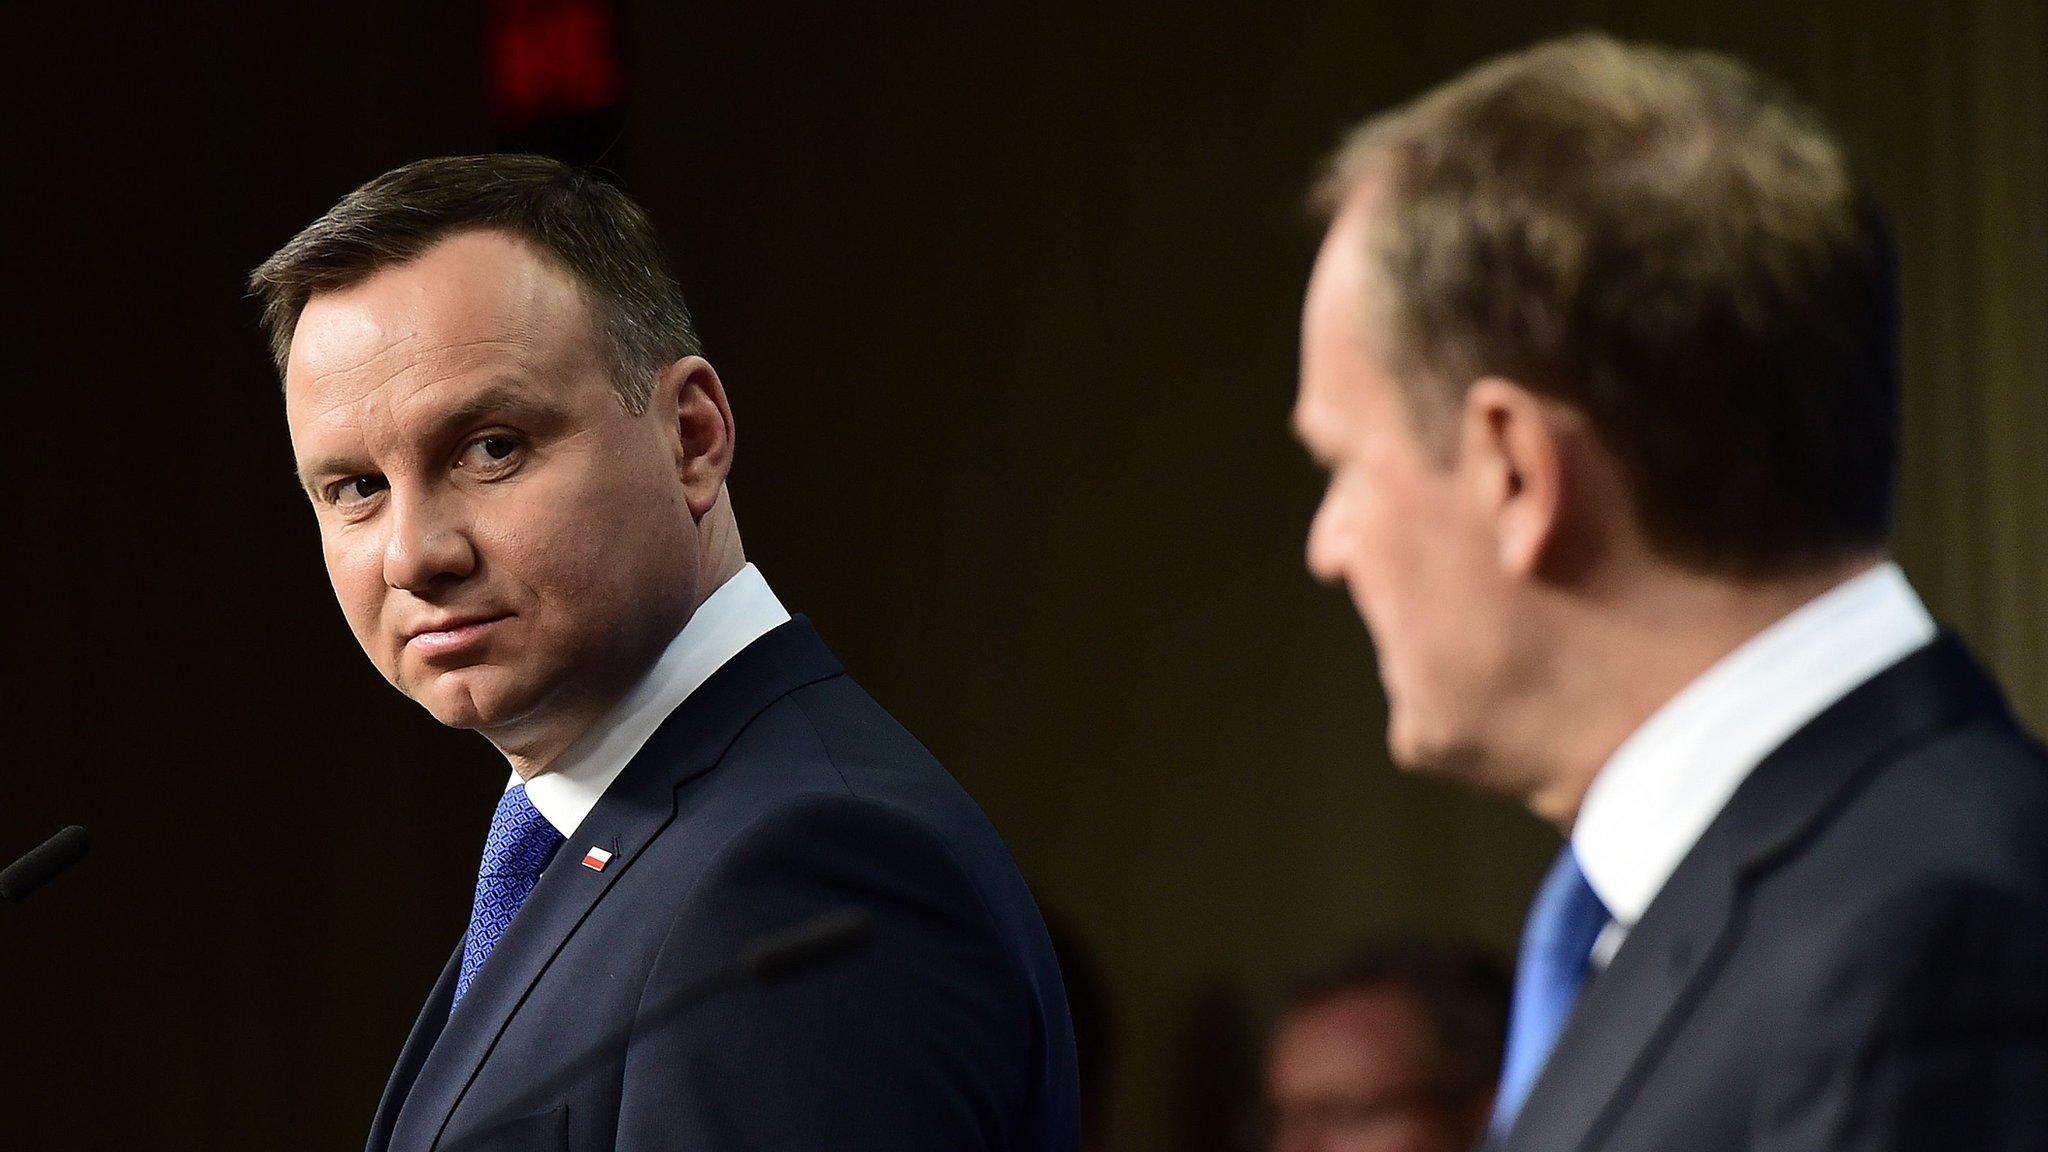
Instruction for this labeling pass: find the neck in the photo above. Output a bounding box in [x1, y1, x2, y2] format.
[498, 703, 614, 783]
[693, 488, 748, 602]
[1514, 551, 1884, 831]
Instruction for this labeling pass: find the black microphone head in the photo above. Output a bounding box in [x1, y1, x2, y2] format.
[739, 908, 874, 983]
[1, 825, 91, 903]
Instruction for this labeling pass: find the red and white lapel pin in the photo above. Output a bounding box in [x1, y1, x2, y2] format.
[581, 846, 614, 872]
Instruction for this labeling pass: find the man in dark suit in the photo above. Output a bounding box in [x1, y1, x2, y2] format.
[1292, 33, 2048, 1151]
[251, 155, 1078, 1151]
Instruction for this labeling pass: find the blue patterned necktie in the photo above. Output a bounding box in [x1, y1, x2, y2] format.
[1492, 845, 1611, 1137]
[452, 784, 564, 1012]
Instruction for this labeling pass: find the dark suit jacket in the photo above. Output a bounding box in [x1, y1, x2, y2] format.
[365, 618, 1080, 1152]
[1497, 634, 2048, 1151]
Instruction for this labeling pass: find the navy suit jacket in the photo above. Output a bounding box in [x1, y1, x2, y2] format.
[1495, 634, 2048, 1151]
[365, 618, 1080, 1152]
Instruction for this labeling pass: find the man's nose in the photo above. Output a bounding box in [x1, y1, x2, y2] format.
[382, 491, 478, 592]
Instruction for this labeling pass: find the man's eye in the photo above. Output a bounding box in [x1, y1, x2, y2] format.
[332, 475, 388, 506]
[459, 435, 524, 472]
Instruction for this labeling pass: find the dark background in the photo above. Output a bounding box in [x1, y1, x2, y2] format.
[6, 3, 2042, 1148]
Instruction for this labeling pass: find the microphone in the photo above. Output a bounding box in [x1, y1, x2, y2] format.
[442, 907, 873, 1150]
[1, 825, 90, 904]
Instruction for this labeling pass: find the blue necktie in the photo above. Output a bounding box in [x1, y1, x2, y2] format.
[1492, 845, 1610, 1136]
[452, 784, 563, 1012]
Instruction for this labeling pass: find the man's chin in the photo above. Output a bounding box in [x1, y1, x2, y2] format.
[1384, 708, 1435, 773]
[1387, 732, 1444, 777]
[1388, 714, 1489, 783]
[404, 667, 538, 733]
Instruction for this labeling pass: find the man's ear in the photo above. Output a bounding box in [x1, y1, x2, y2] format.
[1460, 377, 1565, 578]
[655, 355, 736, 520]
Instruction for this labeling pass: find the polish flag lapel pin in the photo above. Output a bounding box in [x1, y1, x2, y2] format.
[581, 845, 615, 872]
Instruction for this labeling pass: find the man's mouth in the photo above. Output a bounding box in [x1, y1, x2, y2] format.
[405, 613, 512, 656]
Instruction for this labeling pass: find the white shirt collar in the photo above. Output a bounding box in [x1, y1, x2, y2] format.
[1572, 561, 1936, 935]
[509, 564, 791, 839]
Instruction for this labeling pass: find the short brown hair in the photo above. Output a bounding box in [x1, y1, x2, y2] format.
[249, 154, 699, 413]
[1317, 33, 1899, 576]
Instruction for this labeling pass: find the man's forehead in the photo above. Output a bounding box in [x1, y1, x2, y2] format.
[1298, 194, 1392, 409]
[291, 232, 582, 371]
[1308, 199, 1376, 327]
[1296, 275, 1368, 436]
[285, 233, 589, 420]
[287, 368, 569, 491]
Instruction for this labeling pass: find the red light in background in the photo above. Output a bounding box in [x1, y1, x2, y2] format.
[488, 0, 627, 126]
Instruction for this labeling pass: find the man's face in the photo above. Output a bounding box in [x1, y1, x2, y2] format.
[284, 230, 699, 744]
[1294, 199, 1509, 776]
[1265, 989, 1483, 1152]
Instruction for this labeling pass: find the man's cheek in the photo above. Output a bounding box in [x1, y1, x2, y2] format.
[536, 521, 621, 601]
[328, 569, 383, 660]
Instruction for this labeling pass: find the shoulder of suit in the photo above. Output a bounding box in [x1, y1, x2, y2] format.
[1768, 719, 2048, 926]
[1843, 719, 2048, 855]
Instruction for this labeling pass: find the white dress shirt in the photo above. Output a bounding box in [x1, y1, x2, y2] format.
[509, 564, 792, 840]
[1572, 561, 1937, 967]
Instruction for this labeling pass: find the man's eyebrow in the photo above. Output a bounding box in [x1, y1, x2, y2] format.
[426, 381, 561, 431]
[292, 382, 565, 495]
[293, 451, 357, 497]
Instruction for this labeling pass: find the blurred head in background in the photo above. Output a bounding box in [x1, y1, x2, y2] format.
[1264, 940, 1510, 1152]
[1293, 34, 1899, 826]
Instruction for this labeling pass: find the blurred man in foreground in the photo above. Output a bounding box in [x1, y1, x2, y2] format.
[251, 155, 1077, 1152]
[1264, 941, 1508, 1152]
[1294, 33, 2048, 1151]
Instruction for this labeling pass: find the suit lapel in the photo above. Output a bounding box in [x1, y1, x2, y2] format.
[367, 943, 463, 1152]
[1497, 820, 1742, 1152]
[1501, 634, 2009, 1152]
[387, 618, 845, 1152]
